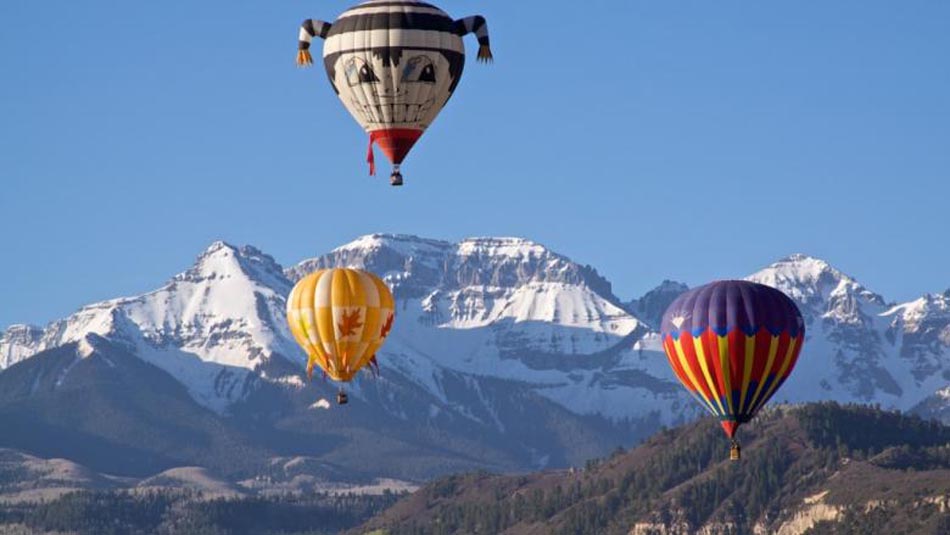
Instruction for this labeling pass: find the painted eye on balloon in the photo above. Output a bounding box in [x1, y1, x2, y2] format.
[401, 56, 436, 84]
[344, 58, 379, 86]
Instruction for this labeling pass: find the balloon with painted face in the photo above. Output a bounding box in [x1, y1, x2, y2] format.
[296, 1, 493, 186]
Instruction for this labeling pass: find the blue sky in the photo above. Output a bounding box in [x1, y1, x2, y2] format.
[2, 1, 949, 329]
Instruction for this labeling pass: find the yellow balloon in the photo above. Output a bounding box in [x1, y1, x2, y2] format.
[286, 269, 395, 382]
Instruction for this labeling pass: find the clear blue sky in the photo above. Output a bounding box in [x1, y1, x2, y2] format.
[2, 1, 949, 329]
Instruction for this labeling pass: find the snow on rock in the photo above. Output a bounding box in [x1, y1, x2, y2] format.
[0, 324, 44, 369]
[285, 234, 662, 421]
[748, 254, 886, 325]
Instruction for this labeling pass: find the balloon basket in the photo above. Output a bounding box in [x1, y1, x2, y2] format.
[336, 390, 349, 405]
[729, 441, 741, 461]
[390, 170, 404, 187]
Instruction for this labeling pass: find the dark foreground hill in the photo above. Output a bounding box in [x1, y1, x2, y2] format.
[355, 403, 950, 535]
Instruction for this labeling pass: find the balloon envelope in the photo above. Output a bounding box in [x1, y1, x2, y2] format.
[286, 268, 395, 382]
[322, 1, 467, 166]
[659, 280, 805, 438]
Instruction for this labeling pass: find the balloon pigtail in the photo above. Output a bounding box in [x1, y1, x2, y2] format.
[367, 135, 376, 176]
[306, 360, 315, 381]
[455, 16, 493, 64]
[297, 19, 331, 67]
[369, 355, 381, 378]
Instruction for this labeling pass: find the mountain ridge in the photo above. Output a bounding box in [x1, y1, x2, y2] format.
[1, 234, 948, 483]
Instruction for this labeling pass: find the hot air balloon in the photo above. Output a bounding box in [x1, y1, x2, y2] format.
[296, 1, 493, 186]
[286, 268, 395, 405]
[659, 281, 804, 460]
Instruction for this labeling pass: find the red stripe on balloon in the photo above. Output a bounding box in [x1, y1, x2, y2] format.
[680, 334, 715, 402]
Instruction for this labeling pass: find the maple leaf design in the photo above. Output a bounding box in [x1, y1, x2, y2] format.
[338, 309, 363, 338]
[379, 312, 395, 338]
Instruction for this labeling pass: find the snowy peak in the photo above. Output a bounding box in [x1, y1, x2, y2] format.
[747, 253, 886, 325]
[181, 241, 288, 291]
[744, 254, 950, 409]
[286, 234, 452, 298]
[452, 236, 614, 294]
[330, 233, 452, 255]
[288, 235, 641, 382]
[288, 234, 630, 331]
[119, 241, 294, 368]
[290, 234, 619, 302]
[748, 253, 883, 304]
[1, 242, 301, 412]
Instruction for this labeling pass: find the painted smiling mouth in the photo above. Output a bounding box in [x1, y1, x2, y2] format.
[352, 99, 435, 125]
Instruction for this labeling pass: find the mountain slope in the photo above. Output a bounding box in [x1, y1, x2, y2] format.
[0, 336, 272, 477]
[356, 403, 950, 535]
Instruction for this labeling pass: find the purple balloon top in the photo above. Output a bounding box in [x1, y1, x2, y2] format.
[660, 280, 804, 338]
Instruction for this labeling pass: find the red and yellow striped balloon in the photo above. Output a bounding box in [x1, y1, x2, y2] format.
[286, 268, 395, 382]
[660, 281, 805, 456]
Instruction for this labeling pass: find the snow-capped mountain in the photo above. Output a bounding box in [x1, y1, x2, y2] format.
[1, 235, 948, 482]
[286, 234, 675, 422]
[0, 242, 300, 412]
[746, 254, 950, 412]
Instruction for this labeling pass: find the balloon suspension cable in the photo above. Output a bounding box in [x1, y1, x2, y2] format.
[730, 440, 741, 461]
[390, 165, 404, 187]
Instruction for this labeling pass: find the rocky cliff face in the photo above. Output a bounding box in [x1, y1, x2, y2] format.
[625, 280, 689, 329]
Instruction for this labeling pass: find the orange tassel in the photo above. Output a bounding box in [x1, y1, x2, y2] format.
[477, 44, 494, 64]
[296, 50, 314, 67]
